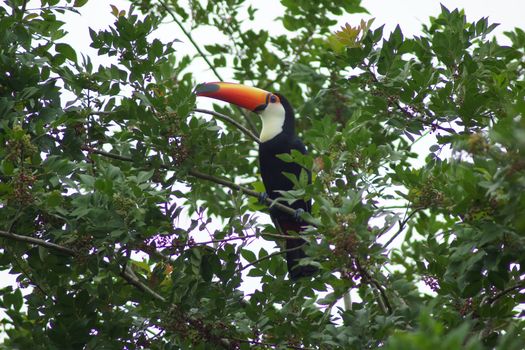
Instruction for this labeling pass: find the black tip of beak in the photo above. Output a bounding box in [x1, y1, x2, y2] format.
[253, 104, 267, 113]
[195, 83, 220, 95]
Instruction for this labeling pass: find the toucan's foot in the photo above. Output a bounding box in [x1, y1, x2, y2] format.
[258, 192, 269, 204]
[293, 208, 305, 222]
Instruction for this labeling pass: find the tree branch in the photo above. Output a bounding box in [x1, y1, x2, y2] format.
[0, 228, 171, 306]
[0, 229, 232, 348]
[187, 169, 319, 227]
[119, 265, 167, 303]
[81, 146, 319, 227]
[0, 230, 167, 303]
[193, 108, 260, 143]
[0, 230, 75, 255]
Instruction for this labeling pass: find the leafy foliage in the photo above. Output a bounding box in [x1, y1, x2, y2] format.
[0, 0, 524, 349]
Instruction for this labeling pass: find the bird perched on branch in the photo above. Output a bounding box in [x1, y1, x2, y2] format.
[196, 82, 317, 280]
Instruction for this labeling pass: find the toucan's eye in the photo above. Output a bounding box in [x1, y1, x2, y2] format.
[269, 95, 278, 103]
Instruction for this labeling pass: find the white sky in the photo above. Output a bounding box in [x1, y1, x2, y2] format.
[62, 0, 524, 81]
[1, 0, 524, 331]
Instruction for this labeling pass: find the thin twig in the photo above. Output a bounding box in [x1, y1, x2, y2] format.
[194, 108, 260, 143]
[261, 232, 310, 240]
[486, 281, 525, 305]
[262, 27, 315, 91]
[321, 298, 339, 323]
[157, 0, 258, 135]
[238, 244, 307, 273]
[343, 290, 352, 311]
[89, 108, 260, 143]
[367, 68, 453, 133]
[232, 337, 314, 350]
[158, 0, 223, 82]
[192, 235, 256, 246]
[9, 251, 49, 297]
[383, 209, 421, 249]
[123, 266, 233, 348]
[134, 244, 176, 265]
[355, 258, 392, 315]
[20, 0, 28, 15]
[190, 232, 301, 246]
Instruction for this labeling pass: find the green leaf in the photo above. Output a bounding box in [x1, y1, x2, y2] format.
[136, 170, 154, 183]
[241, 249, 257, 263]
[55, 43, 77, 62]
[74, 0, 89, 7]
[78, 174, 95, 188]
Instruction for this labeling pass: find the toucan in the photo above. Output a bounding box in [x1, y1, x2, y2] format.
[196, 82, 317, 280]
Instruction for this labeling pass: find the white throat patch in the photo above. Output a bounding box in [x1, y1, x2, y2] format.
[259, 102, 285, 142]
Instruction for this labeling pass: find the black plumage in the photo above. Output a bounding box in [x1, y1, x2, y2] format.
[259, 94, 317, 280]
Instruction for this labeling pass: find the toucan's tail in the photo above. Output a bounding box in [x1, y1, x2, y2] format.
[276, 219, 318, 280]
[285, 236, 318, 280]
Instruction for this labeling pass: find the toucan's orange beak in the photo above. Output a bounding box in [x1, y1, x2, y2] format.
[195, 82, 271, 112]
